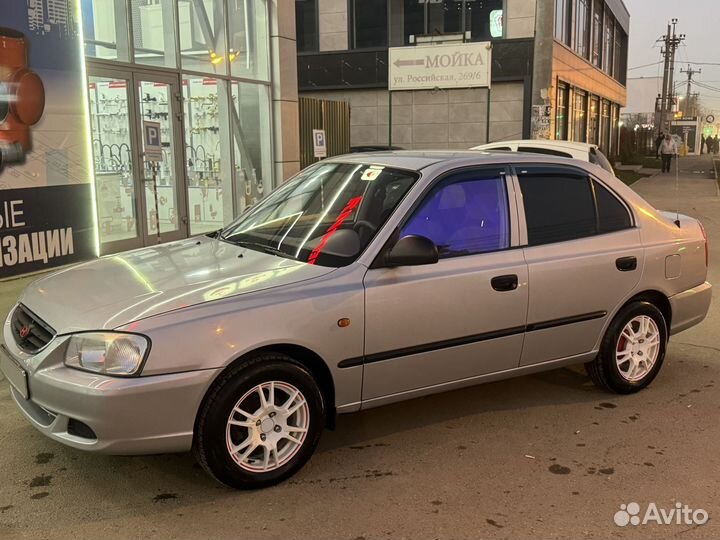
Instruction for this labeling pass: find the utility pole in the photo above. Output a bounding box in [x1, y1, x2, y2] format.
[657, 24, 672, 136]
[680, 64, 701, 117]
[666, 20, 685, 126]
[657, 20, 685, 135]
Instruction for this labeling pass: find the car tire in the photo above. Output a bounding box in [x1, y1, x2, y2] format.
[193, 352, 325, 489]
[585, 301, 668, 394]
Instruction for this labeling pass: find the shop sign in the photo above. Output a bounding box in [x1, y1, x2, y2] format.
[0, 185, 95, 278]
[389, 42, 492, 91]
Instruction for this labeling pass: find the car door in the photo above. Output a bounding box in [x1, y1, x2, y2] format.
[361, 166, 529, 402]
[515, 164, 643, 366]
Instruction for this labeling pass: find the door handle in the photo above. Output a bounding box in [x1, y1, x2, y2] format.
[491, 274, 518, 292]
[616, 256, 638, 272]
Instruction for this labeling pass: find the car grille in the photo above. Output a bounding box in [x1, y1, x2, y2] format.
[10, 305, 55, 354]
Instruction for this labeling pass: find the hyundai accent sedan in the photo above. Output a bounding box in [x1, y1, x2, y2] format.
[0, 151, 712, 489]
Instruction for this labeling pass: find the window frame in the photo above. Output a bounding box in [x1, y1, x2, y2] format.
[511, 164, 635, 248]
[370, 165, 518, 268]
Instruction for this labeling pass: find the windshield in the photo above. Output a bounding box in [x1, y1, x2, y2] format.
[220, 162, 419, 267]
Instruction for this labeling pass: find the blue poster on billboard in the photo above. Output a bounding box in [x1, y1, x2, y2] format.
[0, 0, 94, 277]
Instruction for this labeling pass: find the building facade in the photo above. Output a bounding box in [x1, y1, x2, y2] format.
[0, 0, 299, 279]
[296, 0, 628, 155]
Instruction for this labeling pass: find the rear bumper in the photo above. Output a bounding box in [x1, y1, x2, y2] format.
[669, 281, 712, 335]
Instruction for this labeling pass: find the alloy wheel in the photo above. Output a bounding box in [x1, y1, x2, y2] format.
[225, 381, 309, 473]
[615, 315, 661, 382]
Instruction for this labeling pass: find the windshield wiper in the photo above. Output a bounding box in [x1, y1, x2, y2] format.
[224, 239, 293, 259]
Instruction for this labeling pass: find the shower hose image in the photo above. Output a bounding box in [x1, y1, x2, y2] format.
[0, 27, 45, 172]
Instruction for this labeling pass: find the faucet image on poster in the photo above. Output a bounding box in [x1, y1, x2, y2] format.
[0, 27, 45, 172]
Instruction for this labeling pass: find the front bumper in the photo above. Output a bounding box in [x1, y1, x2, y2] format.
[1, 330, 219, 455]
[668, 281, 713, 335]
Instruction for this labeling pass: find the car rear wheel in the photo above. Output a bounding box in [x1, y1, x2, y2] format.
[193, 352, 325, 489]
[585, 301, 668, 394]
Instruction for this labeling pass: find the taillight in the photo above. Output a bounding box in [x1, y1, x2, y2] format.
[699, 221, 708, 267]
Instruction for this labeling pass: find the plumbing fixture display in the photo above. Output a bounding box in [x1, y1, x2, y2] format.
[0, 27, 46, 171]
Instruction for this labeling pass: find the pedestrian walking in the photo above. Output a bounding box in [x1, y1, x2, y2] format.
[714, 135, 720, 155]
[659, 133, 677, 173]
[655, 131, 665, 159]
[700, 134, 706, 154]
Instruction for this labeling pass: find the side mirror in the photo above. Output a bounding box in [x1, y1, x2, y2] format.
[385, 235, 439, 267]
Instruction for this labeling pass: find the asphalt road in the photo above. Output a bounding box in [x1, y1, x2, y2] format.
[1, 156, 719, 540]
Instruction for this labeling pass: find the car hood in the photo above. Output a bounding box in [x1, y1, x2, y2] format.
[19, 236, 335, 334]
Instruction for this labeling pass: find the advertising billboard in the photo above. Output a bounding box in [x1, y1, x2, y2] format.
[0, 0, 95, 278]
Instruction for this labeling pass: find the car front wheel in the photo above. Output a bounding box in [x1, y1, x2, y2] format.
[586, 301, 668, 394]
[193, 353, 325, 489]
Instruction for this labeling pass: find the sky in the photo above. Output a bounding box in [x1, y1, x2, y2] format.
[624, 0, 720, 114]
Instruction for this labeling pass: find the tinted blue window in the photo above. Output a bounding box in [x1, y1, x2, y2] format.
[401, 174, 510, 258]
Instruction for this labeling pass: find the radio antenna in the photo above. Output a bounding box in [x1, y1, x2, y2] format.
[674, 146, 681, 227]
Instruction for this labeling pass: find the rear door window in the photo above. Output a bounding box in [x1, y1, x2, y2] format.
[517, 166, 596, 246]
[593, 180, 632, 233]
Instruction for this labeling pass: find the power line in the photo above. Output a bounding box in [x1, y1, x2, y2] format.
[628, 61, 662, 71]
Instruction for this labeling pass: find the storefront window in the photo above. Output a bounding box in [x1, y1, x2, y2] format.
[130, 0, 177, 68]
[589, 96, 599, 145]
[556, 83, 569, 140]
[229, 0, 270, 81]
[352, 0, 388, 48]
[611, 104, 620, 156]
[572, 90, 587, 143]
[600, 99, 611, 153]
[468, 0, 504, 41]
[296, 0, 318, 52]
[183, 76, 233, 235]
[394, 0, 503, 44]
[87, 76, 138, 244]
[232, 82, 273, 215]
[180, 0, 227, 74]
[82, 0, 131, 61]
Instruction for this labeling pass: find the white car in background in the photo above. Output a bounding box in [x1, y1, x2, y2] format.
[471, 140, 615, 175]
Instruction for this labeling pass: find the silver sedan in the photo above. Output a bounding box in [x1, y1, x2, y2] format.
[0, 151, 712, 489]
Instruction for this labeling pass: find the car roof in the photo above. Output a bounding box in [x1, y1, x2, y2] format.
[326, 150, 490, 171]
[474, 140, 599, 152]
[325, 150, 599, 172]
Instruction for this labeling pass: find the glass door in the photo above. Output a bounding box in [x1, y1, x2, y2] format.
[87, 67, 189, 253]
[87, 67, 142, 254]
[135, 73, 187, 245]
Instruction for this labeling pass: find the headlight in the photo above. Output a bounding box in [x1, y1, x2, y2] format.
[65, 333, 150, 376]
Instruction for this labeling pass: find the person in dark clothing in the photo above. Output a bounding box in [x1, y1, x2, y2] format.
[714, 135, 720, 155]
[701, 134, 706, 154]
[655, 132, 665, 159]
